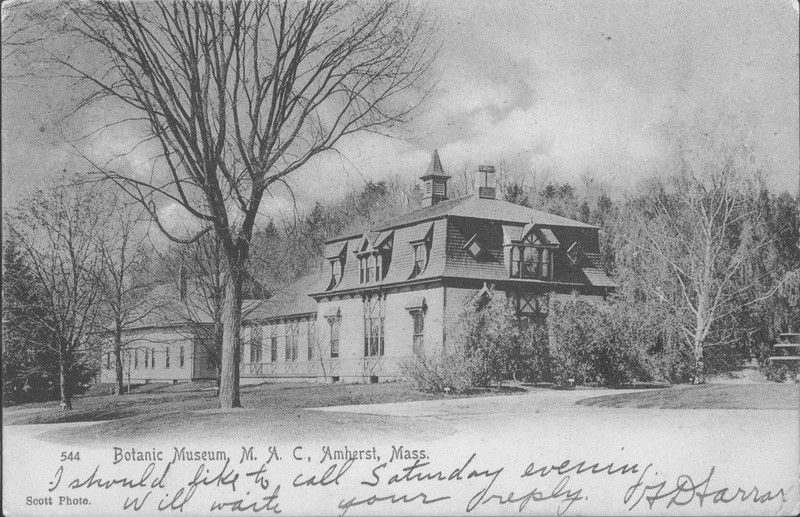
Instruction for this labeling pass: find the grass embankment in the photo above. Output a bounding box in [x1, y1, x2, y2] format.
[578, 383, 800, 410]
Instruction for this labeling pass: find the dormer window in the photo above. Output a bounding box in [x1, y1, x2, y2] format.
[325, 241, 348, 291]
[329, 258, 343, 289]
[359, 255, 369, 283]
[566, 242, 582, 265]
[509, 226, 556, 280]
[463, 234, 484, 259]
[354, 231, 392, 285]
[510, 245, 552, 280]
[409, 224, 433, 278]
[412, 242, 429, 276]
[358, 252, 384, 284]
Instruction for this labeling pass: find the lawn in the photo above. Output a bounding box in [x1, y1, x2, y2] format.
[2, 381, 526, 444]
[577, 382, 800, 410]
[6, 381, 798, 446]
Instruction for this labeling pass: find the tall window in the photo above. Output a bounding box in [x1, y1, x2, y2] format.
[250, 327, 263, 363]
[285, 322, 299, 362]
[144, 349, 149, 368]
[106, 352, 112, 369]
[151, 348, 156, 369]
[179, 346, 185, 368]
[364, 297, 385, 357]
[165, 348, 170, 369]
[412, 311, 425, 354]
[306, 321, 315, 361]
[270, 336, 278, 362]
[375, 254, 382, 280]
[329, 317, 340, 358]
[134, 350, 139, 369]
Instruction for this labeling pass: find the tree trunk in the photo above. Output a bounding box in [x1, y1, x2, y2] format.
[218, 266, 242, 408]
[59, 351, 72, 410]
[114, 330, 124, 396]
[215, 321, 224, 388]
[693, 341, 705, 385]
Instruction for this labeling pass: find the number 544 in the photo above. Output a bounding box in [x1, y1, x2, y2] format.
[60, 452, 80, 461]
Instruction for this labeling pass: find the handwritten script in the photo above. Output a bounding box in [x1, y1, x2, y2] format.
[36, 445, 788, 515]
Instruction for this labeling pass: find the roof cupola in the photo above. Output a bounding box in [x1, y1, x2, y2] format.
[420, 150, 450, 207]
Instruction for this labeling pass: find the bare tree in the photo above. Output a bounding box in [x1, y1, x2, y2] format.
[5, 175, 106, 409]
[97, 190, 154, 396]
[49, 0, 436, 407]
[162, 234, 227, 386]
[632, 132, 780, 382]
[1, 0, 52, 86]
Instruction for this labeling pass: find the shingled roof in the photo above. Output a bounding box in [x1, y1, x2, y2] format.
[244, 274, 318, 321]
[311, 194, 613, 297]
[375, 195, 598, 231]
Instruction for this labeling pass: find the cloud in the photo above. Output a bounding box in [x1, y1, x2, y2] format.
[271, 133, 430, 210]
[434, 65, 670, 187]
[2, 0, 796, 213]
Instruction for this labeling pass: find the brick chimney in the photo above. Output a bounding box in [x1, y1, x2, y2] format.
[420, 150, 450, 207]
[474, 165, 496, 199]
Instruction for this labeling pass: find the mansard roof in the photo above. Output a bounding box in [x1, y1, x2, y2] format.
[312, 196, 613, 296]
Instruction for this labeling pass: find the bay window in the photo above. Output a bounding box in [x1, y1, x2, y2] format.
[510, 245, 552, 280]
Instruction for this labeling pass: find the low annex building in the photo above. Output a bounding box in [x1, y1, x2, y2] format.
[101, 152, 614, 384]
[99, 273, 275, 384]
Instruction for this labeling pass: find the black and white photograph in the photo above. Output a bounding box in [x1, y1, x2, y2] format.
[2, 0, 799, 515]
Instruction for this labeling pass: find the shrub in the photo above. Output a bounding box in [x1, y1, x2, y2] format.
[449, 294, 519, 387]
[400, 351, 478, 393]
[402, 291, 518, 392]
[518, 320, 553, 383]
[762, 361, 800, 383]
[548, 295, 672, 387]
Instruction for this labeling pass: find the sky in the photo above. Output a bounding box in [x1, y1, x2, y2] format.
[2, 0, 799, 218]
